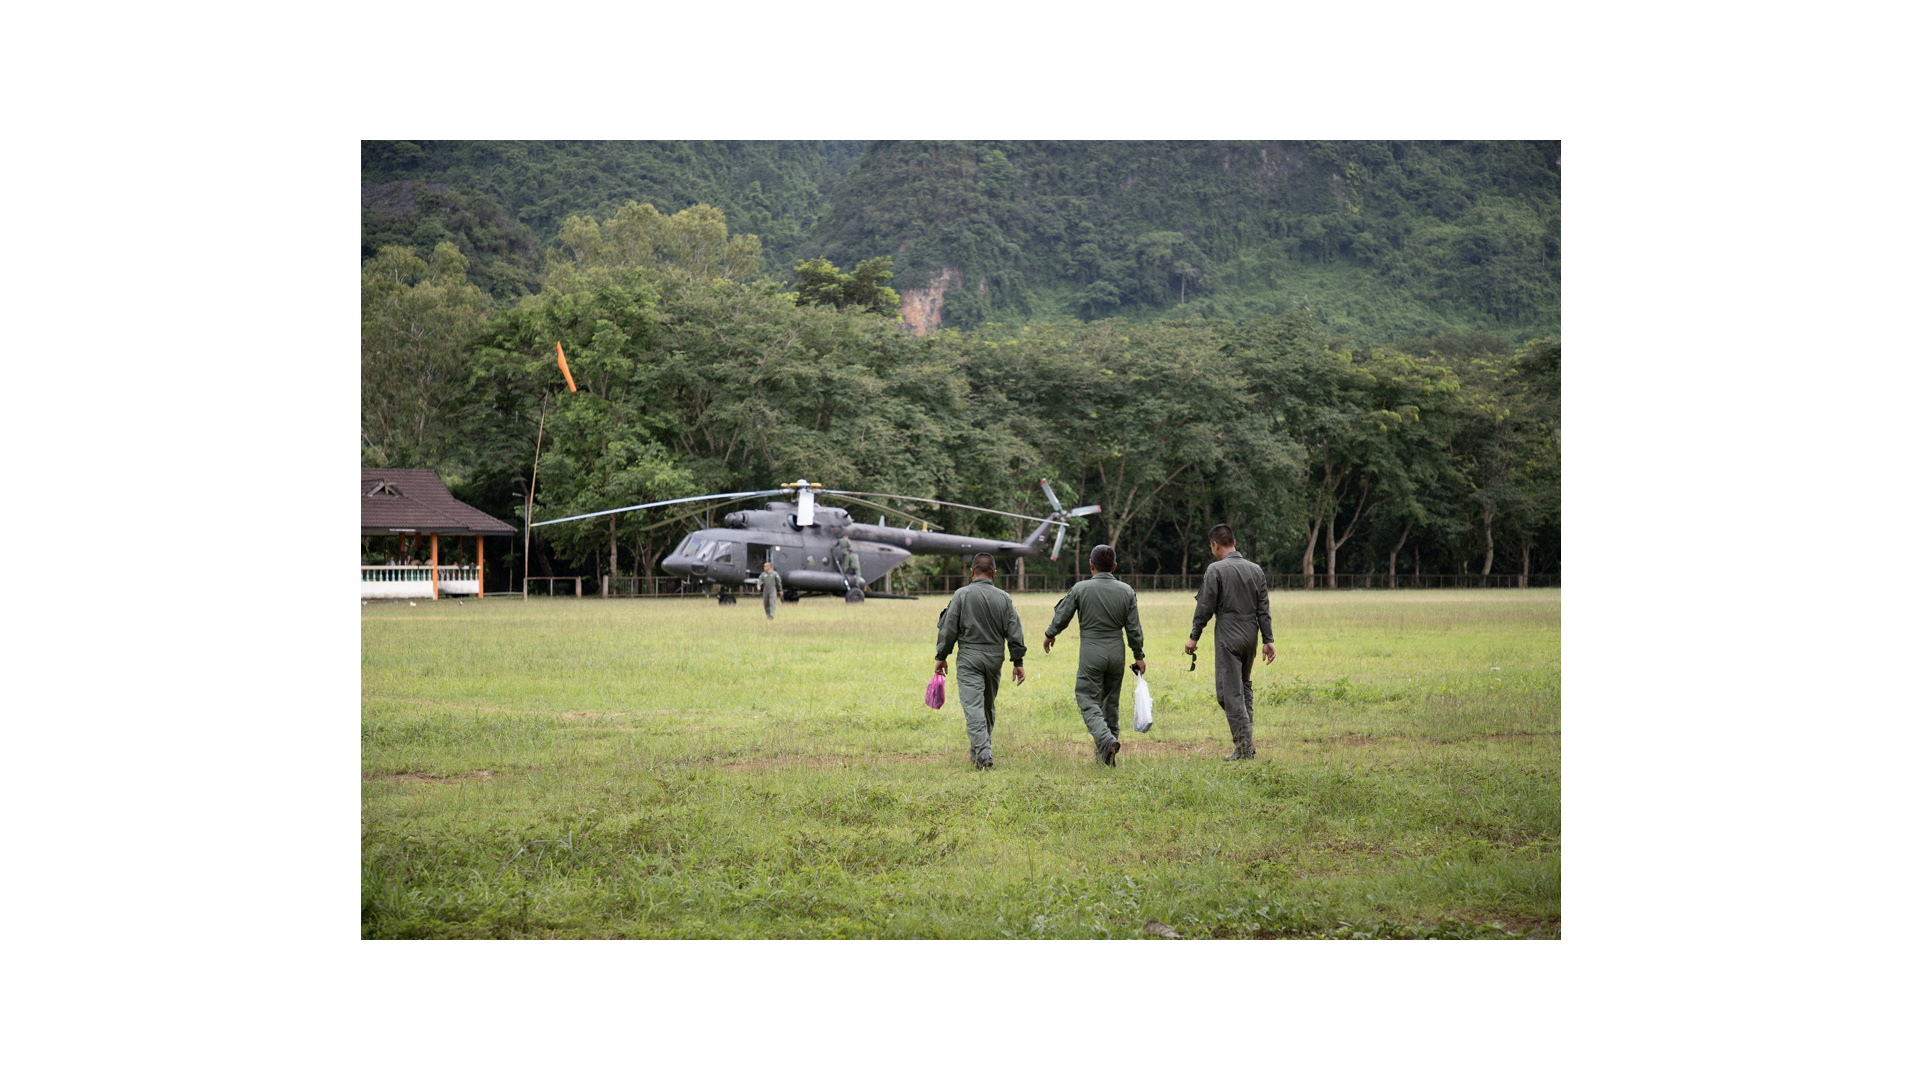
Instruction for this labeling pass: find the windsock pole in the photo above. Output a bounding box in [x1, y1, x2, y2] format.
[524, 391, 550, 601]
[555, 342, 578, 393]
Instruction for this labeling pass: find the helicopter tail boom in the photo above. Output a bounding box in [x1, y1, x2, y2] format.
[841, 523, 1044, 558]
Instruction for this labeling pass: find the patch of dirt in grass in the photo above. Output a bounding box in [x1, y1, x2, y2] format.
[718, 753, 944, 771]
[1421, 731, 1560, 745]
[710, 742, 1229, 771]
[1112, 741, 1224, 758]
[1450, 909, 1560, 939]
[1323, 733, 1378, 746]
[367, 770, 496, 784]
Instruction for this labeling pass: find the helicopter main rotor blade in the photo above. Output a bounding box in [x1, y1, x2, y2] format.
[531, 489, 785, 529]
[629, 493, 782, 534]
[818, 490, 1056, 526]
[818, 492, 944, 530]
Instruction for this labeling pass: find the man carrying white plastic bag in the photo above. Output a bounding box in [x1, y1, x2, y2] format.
[1132, 668, 1153, 733]
[1042, 543, 1147, 767]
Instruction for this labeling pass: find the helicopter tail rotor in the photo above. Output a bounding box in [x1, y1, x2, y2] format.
[1039, 479, 1101, 561]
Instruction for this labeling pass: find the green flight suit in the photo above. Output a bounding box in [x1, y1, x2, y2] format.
[934, 578, 1028, 764]
[1044, 572, 1145, 751]
[834, 536, 861, 583]
[1189, 551, 1274, 755]
[762, 569, 782, 620]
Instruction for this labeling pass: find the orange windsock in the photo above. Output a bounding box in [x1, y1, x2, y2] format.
[555, 342, 577, 393]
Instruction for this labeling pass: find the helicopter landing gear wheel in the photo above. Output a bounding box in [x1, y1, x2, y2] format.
[718, 592, 737, 606]
[845, 588, 864, 603]
[782, 589, 800, 604]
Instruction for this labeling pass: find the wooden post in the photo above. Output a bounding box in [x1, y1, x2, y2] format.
[431, 533, 440, 599]
[478, 536, 485, 598]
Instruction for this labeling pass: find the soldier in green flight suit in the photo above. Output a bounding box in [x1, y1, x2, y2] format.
[1043, 544, 1146, 766]
[761, 561, 782, 621]
[933, 553, 1028, 769]
[1184, 524, 1276, 760]
[834, 534, 863, 590]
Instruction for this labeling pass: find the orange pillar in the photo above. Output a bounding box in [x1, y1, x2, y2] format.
[431, 533, 440, 600]
[477, 536, 485, 598]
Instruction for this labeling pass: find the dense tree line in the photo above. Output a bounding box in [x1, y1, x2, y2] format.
[363, 203, 1558, 590]
[363, 140, 1559, 345]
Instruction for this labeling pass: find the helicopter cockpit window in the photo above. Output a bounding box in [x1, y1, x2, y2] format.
[695, 540, 717, 561]
[680, 537, 701, 558]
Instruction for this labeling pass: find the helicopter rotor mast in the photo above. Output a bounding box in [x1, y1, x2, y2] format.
[783, 479, 819, 526]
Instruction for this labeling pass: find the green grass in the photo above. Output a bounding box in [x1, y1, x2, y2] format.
[362, 589, 1560, 939]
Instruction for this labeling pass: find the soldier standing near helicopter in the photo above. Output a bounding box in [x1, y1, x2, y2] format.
[1042, 544, 1146, 766]
[760, 561, 782, 621]
[934, 554, 1027, 769]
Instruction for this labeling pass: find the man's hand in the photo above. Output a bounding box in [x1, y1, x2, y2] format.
[1262, 642, 1276, 665]
[934, 658, 947, 677]
[1043, 636, 1055, 654]
[1013, 665, 1026, 686]
[1184, 638, 1198, 655]
[1131, 658, 1148, 675]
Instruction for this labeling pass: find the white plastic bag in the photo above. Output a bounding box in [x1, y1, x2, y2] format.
[1133, 673, 1154, 732]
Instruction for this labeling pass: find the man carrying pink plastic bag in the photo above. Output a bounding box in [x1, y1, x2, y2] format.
[933, 553, 1027, 770]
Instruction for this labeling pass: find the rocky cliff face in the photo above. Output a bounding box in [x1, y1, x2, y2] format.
[897, 266, 958, 336]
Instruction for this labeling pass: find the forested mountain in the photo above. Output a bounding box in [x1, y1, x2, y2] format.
[815, 141, 1559, 341]
[361, 142, 1559, 590]
[362, 182, 542, 299]
[363, 140, 1557, 343]
[362, 140, 866, 286]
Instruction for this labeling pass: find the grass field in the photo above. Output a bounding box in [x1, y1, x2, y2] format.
[362, 588, 1560, 939]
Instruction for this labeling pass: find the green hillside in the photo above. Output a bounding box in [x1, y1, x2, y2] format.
[362, 140, 866, 284]
[361, 140, 1557, 345]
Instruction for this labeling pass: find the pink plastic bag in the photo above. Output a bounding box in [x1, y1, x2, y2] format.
[925, 671, 946, 709]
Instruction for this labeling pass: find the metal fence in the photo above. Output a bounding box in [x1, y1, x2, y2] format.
[913, 572, 1559, 594]
[502, 572, 1560, 598]
[603, 575, 711, 597]
[524, 576, 586, 597]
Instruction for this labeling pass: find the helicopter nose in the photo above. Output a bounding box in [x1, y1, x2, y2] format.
[662, 553, 691, 576]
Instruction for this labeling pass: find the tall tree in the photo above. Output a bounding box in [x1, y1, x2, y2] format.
[791, 256, 902, 317]
[361, 242, 491, 470]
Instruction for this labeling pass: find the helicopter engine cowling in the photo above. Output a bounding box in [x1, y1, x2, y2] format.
[775, 569, 862, 594]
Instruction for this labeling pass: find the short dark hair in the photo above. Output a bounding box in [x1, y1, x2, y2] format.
[1208, 524, 1235, 548]
[1090, 544, 1116, 572]
[971, 553, 996, 576]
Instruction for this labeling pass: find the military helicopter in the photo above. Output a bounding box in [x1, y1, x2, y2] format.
[530, 479, 1099, 603]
